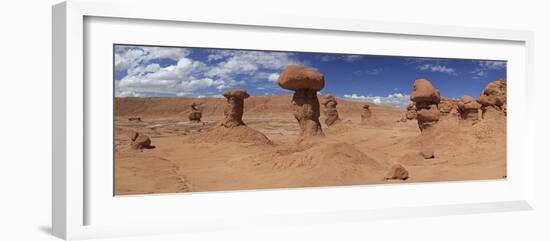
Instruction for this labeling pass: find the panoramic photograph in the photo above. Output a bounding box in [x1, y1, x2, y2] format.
[113, 44, 507, 195]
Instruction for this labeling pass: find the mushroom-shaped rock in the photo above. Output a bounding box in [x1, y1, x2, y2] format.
[321, 94, 340, 126]
[410, 79, 441, 132]
[220, 89, 250, 128]
[415, 102, 440, 131]
[477, 80, 507, 118]
[277, 66, 325, 141]
[457, 95, 481, 121]
[129, 131, 152, 150]
[361, 104, 373, 122]
[188, 102, 202, 122]
[385, 164, 409, 180]
[410, 79, 441, 104]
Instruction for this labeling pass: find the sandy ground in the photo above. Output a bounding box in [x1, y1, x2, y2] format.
[114, 96, 506, 195]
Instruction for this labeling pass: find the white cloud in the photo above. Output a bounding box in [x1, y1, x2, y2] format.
[419, 64, 456, 75]
[343, 93, 411, 108]
[205, 50, 303, 79]
[471, 60, 506, 78]
[114, 46, 191, 72]
[267, 73, 280, 82]
[115, 48, 300, 97]
[116, 90, 143, 97]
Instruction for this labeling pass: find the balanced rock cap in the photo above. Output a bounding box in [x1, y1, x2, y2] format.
[223, 89, 250, 99]
[277, 65, 325, 91]
[459, 95, 481, 109]
[410, 79, 441, 103]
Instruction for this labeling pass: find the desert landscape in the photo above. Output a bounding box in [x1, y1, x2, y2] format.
[114, 65, 507, 195]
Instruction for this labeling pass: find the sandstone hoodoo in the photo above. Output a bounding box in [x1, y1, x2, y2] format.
[193, 89, 271, 144]
[129, 131, 152, 150]
[410, 79, 441, 131]
[477, 80, 507, 119]
[277, 65, 325, 141]
[384, 164, 409, 180]
[321, 94, 340, 126]
[361, 104, 372, 123]
[221, 89, 250, 128]
[457, 95, 481, 121]
[188, 102, 202, 122]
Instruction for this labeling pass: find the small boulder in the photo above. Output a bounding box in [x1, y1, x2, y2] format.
[129, 131, 152, 150]
[385, 164, 409, 180]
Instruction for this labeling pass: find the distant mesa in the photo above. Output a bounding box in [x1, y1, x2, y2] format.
[321, 94, 341, 127]
[278, 65, 325, 142]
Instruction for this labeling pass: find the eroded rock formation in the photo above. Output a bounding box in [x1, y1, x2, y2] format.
[321, 94, 340, 126]
[220, 89, 250, 128]
[361, 104, 372, 123]
[277, 65, 325, 141]
[477, 80, 507, 119]
[410, 79, 441, 132]
[188, 102, 202, 122]
[129, 131, 152, 150]
[457, 95, 481, 121]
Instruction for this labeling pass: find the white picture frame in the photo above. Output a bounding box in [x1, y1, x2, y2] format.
[52, 0, 536, 240]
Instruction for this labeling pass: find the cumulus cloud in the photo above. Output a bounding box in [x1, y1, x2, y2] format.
[114, 46, 302, 97]
[343, 93, 411, 108]
[114, 46, 191, 72]
[205, 50, 303, 79]
[418, 64, 456, 75]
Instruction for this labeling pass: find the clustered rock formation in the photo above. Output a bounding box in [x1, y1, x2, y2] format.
[410, 79, 441, 132]
[457, 95, 481, 121]
[277, 65, 325, 141]
[438, 99, 455, 116]
[129, 131, 152, 150]
[188, 102, 202, 122]
[220, 89, 250, 128]
[477, 80, 507, 118]
[321, 94, 340, 126]
[361, 104, 372, 123]
[405, 103, 416, 120]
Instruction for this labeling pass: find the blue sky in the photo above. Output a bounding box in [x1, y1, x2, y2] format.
[114, 44, 506, 108]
